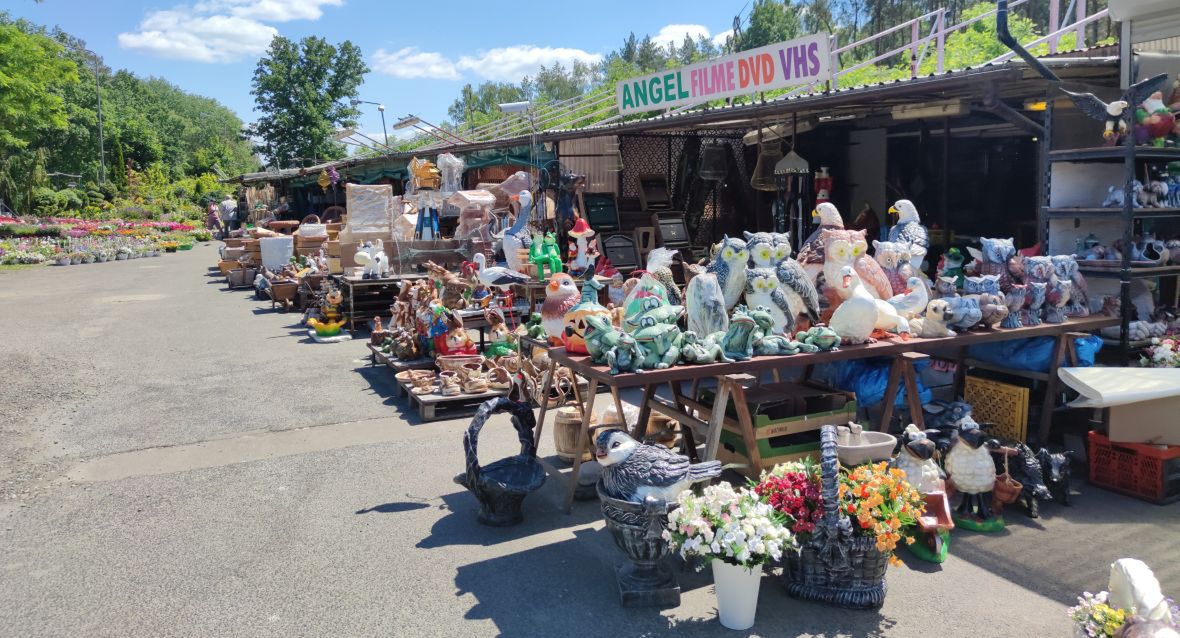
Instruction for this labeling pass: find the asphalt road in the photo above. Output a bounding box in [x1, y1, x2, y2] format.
[1, 244, 1177, 637]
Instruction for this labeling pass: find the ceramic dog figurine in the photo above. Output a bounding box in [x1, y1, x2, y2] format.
[908, 299, 957, 338]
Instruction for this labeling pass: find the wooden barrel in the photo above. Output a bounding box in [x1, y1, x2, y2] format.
[553, 407, 598, 462]
[645, 414, 679, 446]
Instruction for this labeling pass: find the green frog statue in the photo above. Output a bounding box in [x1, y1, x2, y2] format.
[795, 325, 841, 351]
[680, 331, 734, 364]
[749, 305, 818, 355]
[632, 315, 683, 369]
[529, 232, 563, 279]
[676, 304, 761, 364]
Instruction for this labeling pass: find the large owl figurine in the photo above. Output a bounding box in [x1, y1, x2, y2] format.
[1050, 254, 1089, 317]
[744, 268, 796, 334]
[872, 240, 914, 296]
[705, 235, 749, 310]
[1022, 281, 1047, 326]
[824, 230, 893, 301]
[968, 237, 1017, 292]
[744, 231, 821, 327]
[796, 202, 846, 283]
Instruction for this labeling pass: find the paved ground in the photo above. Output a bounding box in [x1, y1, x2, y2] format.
[1, 244, 1177, 637]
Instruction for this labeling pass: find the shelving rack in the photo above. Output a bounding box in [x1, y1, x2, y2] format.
[1044, 142, 1180, 357]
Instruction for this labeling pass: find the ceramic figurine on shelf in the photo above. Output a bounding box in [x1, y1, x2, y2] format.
[964, 275, 1001, 296]
[813, 166, 832, 204]
[679, 330, 734, 364]
[1060, 73, 1167, 146]
[563, 276, 611, 355]
[596, 430, 723, 502]
[584, 313, 625, 363]
[497, 191, 535, 274]
[621, 272, 672, 325]
[632, 316, 683, 370]
[967, 292, 1009, 329]
[684, 271, 729, 338]
[1135, 91, 1177, 147]
[704, 235, 749, 310]
[937, 247, 966, 288]
[1001, 285, 1027, 329]
[1044, 279, 1072, 324]
[439, 272, 471, 311]
[749, 306, 814, 355]
[745, 231, 821, 329]
[967, 237, 1017, 292]
[596, 260, 627, 307]
[530, 232, 563, 279]
[887, 200, 929, 270]
[743, 267, 797, 335]
[886, 276, 929, 320]
[794, 325, 841, 351]
[354, 240, 389, 280]
[935, 275, 958, 299]
[483, 308, 518, 359]
[541, 273, 580, 346]
[946, 428, 1003, 531]
[1051, 255, 1089, 317]
[1021, 282, 1047, 327]
[605, 332, 645, 375]
[829, 266, 881, 344]
[796, 202, 845, 283]
[873, 240, 913, 296]
[822, 231, 893, 326]
[624, 295, 684, 331]
[716, 305, 760, 361]
[567, 217, 597, 277]
[1018, 255, 1059, 289]
[908, 299, 957, 338]
[645, 247, 682, 306]
[944, 295, 983, 332]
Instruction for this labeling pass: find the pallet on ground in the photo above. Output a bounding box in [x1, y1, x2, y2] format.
[367, 343, 390, 366]
[400, 380, 508, 421]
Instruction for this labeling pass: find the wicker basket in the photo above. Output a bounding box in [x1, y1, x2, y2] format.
[991, 451, 1023, 512]
[782, 424, 890, 610]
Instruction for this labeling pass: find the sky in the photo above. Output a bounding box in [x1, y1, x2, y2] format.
[9, 0, 747, 145]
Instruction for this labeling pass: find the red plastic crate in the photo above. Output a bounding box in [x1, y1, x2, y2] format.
[1088, 431, 1180, 504]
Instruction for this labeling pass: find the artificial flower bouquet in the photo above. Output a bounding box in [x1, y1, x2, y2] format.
[1140, 337, 1180, 368]
[663, 482, 796, 569]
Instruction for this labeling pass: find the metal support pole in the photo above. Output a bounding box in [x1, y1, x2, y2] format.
[92, 51, 106, 185]
[379, 108, 388, 147]
[1049, 0, 1060, 53]
[910, 21, 921, 77]
[936, 10, 946, 74]
[1076, 0, 1086, 48]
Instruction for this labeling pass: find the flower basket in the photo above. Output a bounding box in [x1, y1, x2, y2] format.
[991, 451, 1023, 512]
[454, 398, 544, 526]
[437, 354, 485, 373]
[782, 425, 890, 610]
[54, 256, 70, 266]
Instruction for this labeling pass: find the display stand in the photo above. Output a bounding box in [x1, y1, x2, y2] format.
[537, 316, 1116, 512]
[332, 273, 427, 335]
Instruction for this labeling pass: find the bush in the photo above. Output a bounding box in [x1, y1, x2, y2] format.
[0, 223, 65, 238]
[57, 188, 85, 212]
[32, 187, 60, 216]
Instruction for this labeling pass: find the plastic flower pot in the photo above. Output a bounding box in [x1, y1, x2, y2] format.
[712, 560, 762, 630]
[54, 257, 70, 266]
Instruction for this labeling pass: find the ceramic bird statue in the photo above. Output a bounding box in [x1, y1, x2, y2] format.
[1050, 254, 1089, 317]
[540, 273, 580, 345]
[684, 272, 729, 337]
[796, 202, 845, 282]
[895, 425, 945, 495]
[744, 267, 796, 334]
[872, 240, 914, 296]
[945, 428, 996, 520]
[829, 266, 879, 345]
[1001, 284, 1027, 329]
[823, 230, 893, 301]
[887, 276, 929, 320]
[1060, 73, 1167, 146]
[746, 231, 821, 326]
[705, 235, 749, 310]
[595, 429, 723, 502]
[645, 247, 682, 305]
[471, 252, 530, 293]
[496, 190, 533, 273]
[887, 200, 928, 270]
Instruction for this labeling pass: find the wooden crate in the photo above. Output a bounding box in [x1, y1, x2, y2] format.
[965, 375, 1030, 442]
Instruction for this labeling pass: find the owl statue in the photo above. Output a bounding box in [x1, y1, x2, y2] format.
[1020, 256, 1059, 287]
[744, 267, 796, 334]
[685, 272, 729, 338]
[1022, 281, 1047, 326]
[964, 274, 1001, 296]
[744, 231, 822, 326]
[969, 237, 1017, 292]
[705, 235, 749, 311]
[1002, 285, 1027, 329]
[873, 240, 914, 296]
[935, 275, 958, 299]
[1044, 279, 1072, 324]
[1050, 254, 1089, 317]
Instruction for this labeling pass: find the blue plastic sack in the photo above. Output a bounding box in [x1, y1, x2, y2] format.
[966, 334, 1102, 373]
[830, 357, 932, 409]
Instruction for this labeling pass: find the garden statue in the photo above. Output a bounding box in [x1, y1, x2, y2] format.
[1002, 284, 1027, 329]
[1135, 91, 1176, 147]
[943, 295, 984, 332]
[750, 306, 815, 355]
[895, 425, 954, 563]
[823, 230, 893, 318]
[937, 247, 966, 288]
[886, 276, 928, 320]
[829, 267, 886, 344]
[679, 330, 734, 364]
[645, 247, 682, 305]
[530, 231, 563, 279]
[307, 285, 348, 340]
[872, 240, 913, 296]
[540, 273, 580, 345]
[887, 200, 929, 270]
[632, 316, 683, 369]
[963, 292, 1008, 329]
[1060, 73, 1166, 146]
[704, 235, 749, 310]
[1022, 281, 1047, 327]
[908, 299, 958, 338]
[684, 272, 729, 338]
[1044, 279, 1072, 324]
[715, 305, 760, 361]
[744, 267, 797, 334]
[964, 275, 1002, 296]
[498, 190, 534, 273]
[606, 333, 645, 375]
[794, 325, 841, 351]
[563, 276, 611, 355]
[567, 217, 597, 277]
[945, 427, 1002, 531]
[584, 314, 623, 363]
[966, 237, 1017, 292]
[483, 309, 518, 359]
[1109, 559, 1174, 622]
[796, 202, 846, 283]
[595, 429, 722, 502]
[1051, 254, 1089, 317]
[354, 240, 389, 280]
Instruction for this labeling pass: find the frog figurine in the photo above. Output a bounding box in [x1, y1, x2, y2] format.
[605, 332, 645, 374]
[584, 313, 625, 364]
[517, 312, 548, 341]
[711, 305, 760, 362]
[632, 316, 683, 369]
[679, 331, 734, 364]
[795, 325, 842, 351]
[623, 295, 685, 333]
[750, 305, 817, 355]
[530, 231, 563, 279]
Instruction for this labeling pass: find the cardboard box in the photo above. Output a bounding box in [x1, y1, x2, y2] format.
[1107, 399, 1180, 446]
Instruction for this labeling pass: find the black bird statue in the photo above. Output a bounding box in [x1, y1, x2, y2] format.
[1060, 73, 1168, 146]
[595, 430, 722, 502]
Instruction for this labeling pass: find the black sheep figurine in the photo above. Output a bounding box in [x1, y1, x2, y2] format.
[1037, 448, 1073, 507]
[991, 440, 1053, 518]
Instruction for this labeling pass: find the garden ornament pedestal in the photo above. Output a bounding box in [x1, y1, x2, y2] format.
[596, 481, 680, 607]
[455, 398, 545, 526]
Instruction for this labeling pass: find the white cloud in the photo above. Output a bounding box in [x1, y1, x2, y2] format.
[713, 31, 733, 48]
[371, 47, 461, 80]
[371, 44, 602, 83]
[652, 24, 711, 49]
[119, 0, 343, 63]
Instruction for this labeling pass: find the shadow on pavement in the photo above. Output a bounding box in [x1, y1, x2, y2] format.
[355, 501, 431, 514]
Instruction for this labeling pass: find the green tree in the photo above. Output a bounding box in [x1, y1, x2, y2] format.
[0, 23, 77, 151]
[251, 35, 369, 168]
[737, 0, 802, 51]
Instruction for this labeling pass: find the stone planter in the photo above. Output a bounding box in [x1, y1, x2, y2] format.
[454, 398, 544, 526]
[83, 255, 95, 264]
[116, 253, 127, 260]
[597, 481, 680, 607]
[54, 257, 70, 266]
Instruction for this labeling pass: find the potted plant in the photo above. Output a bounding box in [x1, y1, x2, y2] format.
[763, 426, 925, 610]
[69, 251, 85, 264]
[82, 251, 96, 264]
[53, 252, 71, 266]
[664, 482, 795, 630]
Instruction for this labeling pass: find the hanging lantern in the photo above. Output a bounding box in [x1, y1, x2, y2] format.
[317, 170, 331, 192]
[698, 142, 728, 181]
[750, 138, 784, 191]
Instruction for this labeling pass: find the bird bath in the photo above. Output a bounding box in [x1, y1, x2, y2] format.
[596, 481, 680, 607]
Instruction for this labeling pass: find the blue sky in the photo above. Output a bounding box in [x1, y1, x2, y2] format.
[10, 0, 743, 143]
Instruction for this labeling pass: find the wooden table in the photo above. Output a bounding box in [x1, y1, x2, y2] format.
[536, 315, 1117, 511]
[332, 274, 426, 335]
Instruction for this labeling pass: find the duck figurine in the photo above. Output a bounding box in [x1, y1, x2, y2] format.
[540, 272, 580, 345]
[887, 276, 928, 320]
[829, 266, 879, 344]
[796, 202, 845, 283]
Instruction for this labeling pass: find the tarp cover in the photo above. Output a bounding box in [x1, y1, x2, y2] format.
[345, 184, 393, 231]
[1059, 367, 1180, 408]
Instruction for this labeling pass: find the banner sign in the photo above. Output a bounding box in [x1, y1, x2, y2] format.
[616, 33, 831, 116]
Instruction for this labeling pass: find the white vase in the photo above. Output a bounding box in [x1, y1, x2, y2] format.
[712, 560, 762, 631]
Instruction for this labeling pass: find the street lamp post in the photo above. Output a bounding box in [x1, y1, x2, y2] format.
[350, 99, 388, 147]
[76, 48, 106, 185]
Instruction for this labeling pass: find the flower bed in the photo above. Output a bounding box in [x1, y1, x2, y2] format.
[0, 216, 207, 266]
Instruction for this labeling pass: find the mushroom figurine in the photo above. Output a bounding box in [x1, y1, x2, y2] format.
[567, 217, 596, 277]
